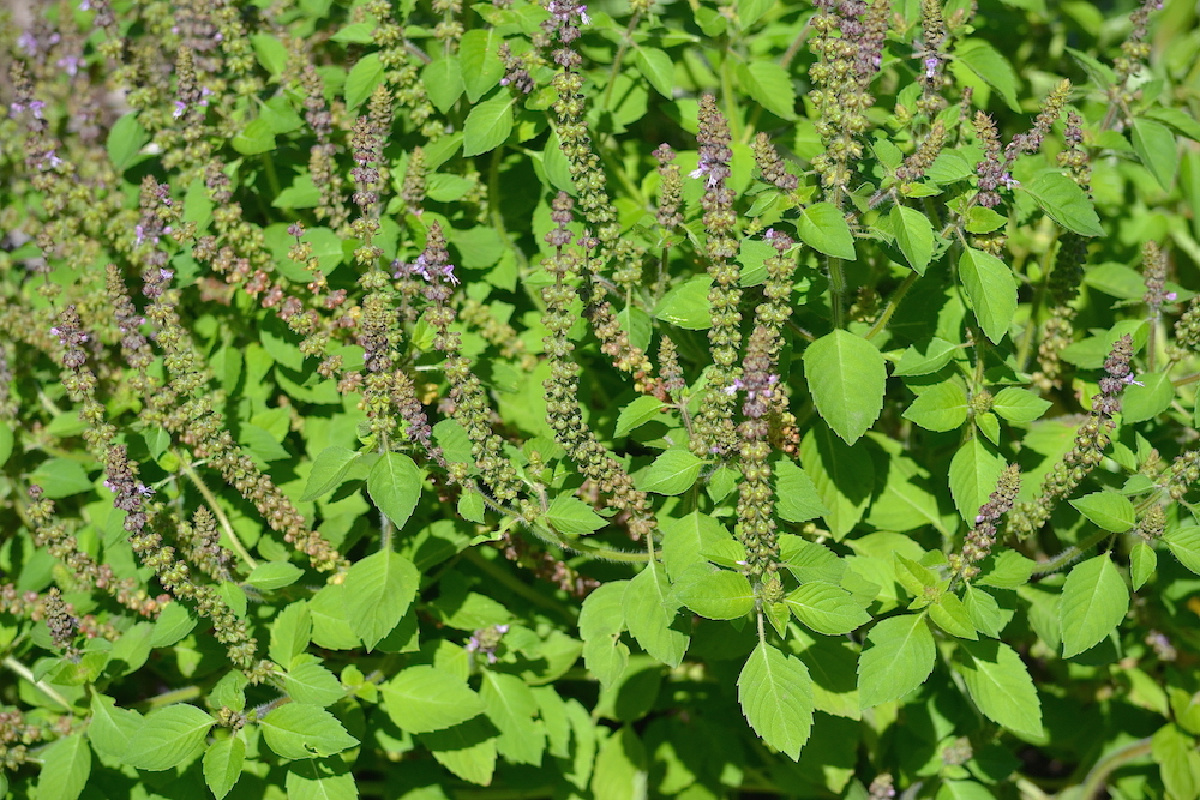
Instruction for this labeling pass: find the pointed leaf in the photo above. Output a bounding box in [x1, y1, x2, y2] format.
[858, 614, 935, 708]
[785, 582, 870, 635]
[959, 247, 1017, 344]
[992, 387, 1051, 423]
[366, 452, 423, 531]
[955, 640, 1042, 736]
[382, 665, 485, 733]
[803, 330, 886, 445]
[1022, 172, 1104, 237]
[302, 446, 360, 501]
[545, 494, 607, 536]
[1069, 491, 1136, 533]
[1163, 522, 1200, 575]
[738, 642, 813, 760]
[672, 565, 755, 620]
[1059, 554, 1129, 658]
[623, 563, 689, 667]
[904, 380, 968, 432]
[634, 449, 705, 495]
[889, 203, 936, 274]
[948, 438, 1005, 525]
[37, 733, 90, 800]
[463, 95, 514, 157]
[125, 704, 214, 771]
[775, 458, 828, 523]
[797, 203, 856, 259]
[260, 704, 358, 759]
[203, 737, 245, 800]
[1132, 117, 1177, 190]
[342, 550, 419, 651]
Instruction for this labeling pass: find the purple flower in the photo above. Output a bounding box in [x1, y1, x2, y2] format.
[924, 56, 939, 79]
[173, 101, 187, 119]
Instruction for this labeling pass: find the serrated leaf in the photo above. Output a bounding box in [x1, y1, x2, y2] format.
[992, 387, 1051, 423]
[954, 39, 1020, 111]
[962, 584, 1009, 637]
[1130, 541, 1157, 591]
[959, 248, 1017, 344]
[1132, 117, 1177, 190]
[124, 704, 214, 771]
[735, 61, 796, 120]
[342, 550, 419, 651]
[948, 438, 1005, 525]
[1068, 491, 1136, 532]
[929, 592, 978, 639]
[785, 582, 870, 635]
[367, 453, 422, 531]
[203, 737, 245, 800]
[88, 694, 141, 762]
[655, 276, 712, 330]
[251, 34, 288, 78]
[1059, 554, 1129, 658]
[480, 671, 544, 766]
[904, 380, 968, 432]
[634, 450, 705, 495]
[286, 656, 346, 707]
[1121, 371, 1174, 423]
[303, 447, 360, 501]
[672, 565, 755, 620]
[260, 704, 358, 759]
[1021, 172, 1104, 237]
[978, 550, 1036, 589]
[383, 665, 484, 733]
[889, 204, 936, 274]
[893, 337, 958, 376]
[775, 459, 828, 523]
[955, 640, 1042, 736]
[459, 29, 504, 103]
[545, 494, 607, 536]
[858, 614, 935, 708]
[738, 642, 813, 760]
[803, 330, 886, 445]
[633, 47, 673, 99]
[270, 601, 313, 666]
[1163, 522, 1200, 575]
[623, 563, 689, 667]
[231, 116, 276, 156]
[614, 396, 666, 438]
[801, 425, 873, 540]
[462, 95, 514, 157]
[37, 733, 90, 800]
[797, 203, 856, 259]
[246, 560, 303, 591]
[285, 760, 359, 800]
[417, 718, 497, 786]
[344, 52, 384, 109]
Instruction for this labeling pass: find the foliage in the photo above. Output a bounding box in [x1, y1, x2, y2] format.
[1, 0, 1199, 798]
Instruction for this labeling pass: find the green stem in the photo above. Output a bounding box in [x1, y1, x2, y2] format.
[179, 456, 258, 570]
[3, 656, 72, 710]
[1032, 527, 1113, 578]
[1075, 736, 1154, 800]
[866, 271, 918, 341]
[602, 13, 642, 110]
[828, 256, 846, 329]
[139, 683, 204, 712]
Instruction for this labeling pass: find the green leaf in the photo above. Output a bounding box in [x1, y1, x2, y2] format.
[37, 733, 90, 800]
[383, 665, 485, 733]
[672, 565, 755, 620]
[634, 449, 705, 495]
[948, 438, 1005, 525]
[614, 396, 666, 438]
[903, 380, 968, 432]
[29, 458, 91, 498]
[251, 34, 289, 78]
[803, 330, 886, 445]
[774, 459, 828, 523]
[124, 704, 214, 771]
[342, 550, 419, 651]
[655, 276, 712, 330]
[592, 726, 647, 799]
[959, 247, 1017, 344]
[417, 718, 497, 786]
[463, 94, 514, 157]
[797, 203, 856, 259]
[633, 47, 674, 99]
[992, 387, 1051, 423]
[260, 704, 359, 759]
[344, 52, 384, 109]
[231, 116, 276, 156]
[1021, 172, 1105, 237]
[893, 337, 958, 376]
[270, 601, 312, 666]
[735, 61, 796, 120]
[889, 204, 936, 274]
[962, 584, 1010, 637]
[331, 22, 375, 43]
[785, 582, 870, 635]
[246, 560, 303, 591]
[88, 694, 141, 762]
[366, 453, 423, 530]
[858, 614, 936, 708]
[738, 642, 813, 760]
[1059, 554, 1129, 658]
[1121, 371, 1174, 423]
[1132, 117, 1177, 190]
[203, 737, 245, 800]
[480, 671, 544, 765]
[928, 592, 977, 639]
[302, 446, 360, 501]
[1069, 491, 1136, 532]
[1153, 724, 1200, 800]
[955, 640, 1042, 736]
[737, 0, 775, 28]
[458, 29, 504, 103]
[801, 425, 873, 540]
[285, 760, 359, 800]
[659, 512, 729, 581]
[107, 113, 149, 172]
[978, 550, 1036, 589]
[1163, 522, 1200, 575]
[1130, 540, 1157, 591]
[623, 562, 689, 667]
[954, 39, 1021, 111]
[545, 494, 607, 536]
[285, 656, 346, 707]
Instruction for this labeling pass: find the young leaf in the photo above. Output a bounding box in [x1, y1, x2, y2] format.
[462, 95, 515, 157]
[784, 582, 870, 635]
[903, 380, 968, 432]
[672, 565, 755, 620]
[954, 640, 1043, 737]
[37, 733, 90, 800]
[738, 642, 814, 760]
[203, 736, 245, 800]
[928, 592, 978, 639]
[383, 665, 485, 733]
[948, 438, 1005, 525]
[260, 704, 359, 759]
[774, 458, 828, 523]
[1068, 491, 1136, 533]
[1121, 372, 1174, 423]
[797, 203, 856, 259]
[246, 560, 304, 591]
[1132, 117, 1177, 190]
[992, 387, 1051, 423]
[545, 494, 607, 536]
[342, 550, 419, 651]
[1130, 541, 1157, 591]
[623, 562, 689, 667]
[1059, 554, 1129, 658]
[889, 203, 936, 274]
[302, 446, 360, 501]
[858, 614, 936, 708]
[614, 396, 667, 439]
[959, 248, 1017, 344]
[344, 53, 384, 109]
[366, 453, 423, 531]
[270, 601, 313, 666]
[634, 449, 705, 495]
[633, 47, 674, 99]
[803, 329, 887, 445]
[124, 704, 214, 771]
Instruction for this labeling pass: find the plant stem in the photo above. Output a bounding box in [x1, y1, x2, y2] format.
[1032, 527, 1113, 578]
[1076, 736, 1154, 799]
[866, 271, 918, 341]
[180, 455, 258, 570]
[3, 656, 72, 710]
